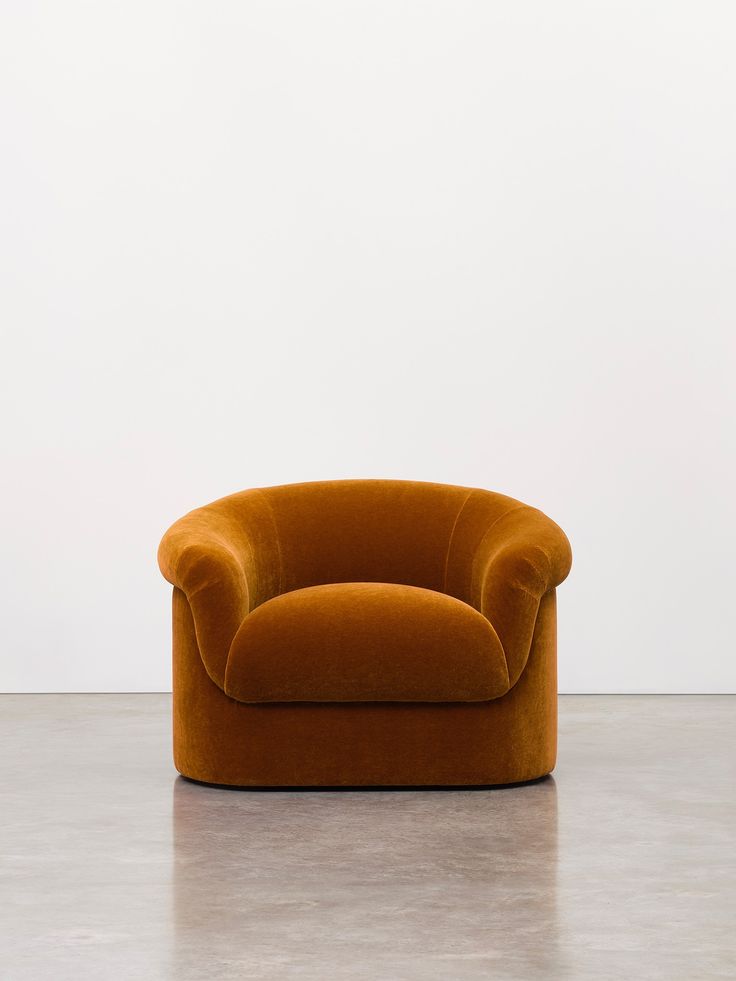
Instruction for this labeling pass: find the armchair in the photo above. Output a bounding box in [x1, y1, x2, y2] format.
[158, 479, 571, 786]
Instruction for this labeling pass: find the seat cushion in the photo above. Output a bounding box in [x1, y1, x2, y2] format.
[224, 582, 510, 703]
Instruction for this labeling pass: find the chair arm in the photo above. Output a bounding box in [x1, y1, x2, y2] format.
[158, 509, 252, 689]
[474, 506, 572, 687]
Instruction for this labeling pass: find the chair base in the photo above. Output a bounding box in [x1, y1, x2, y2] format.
[171, 587, 558, 788]
[178, 773, 553, 792]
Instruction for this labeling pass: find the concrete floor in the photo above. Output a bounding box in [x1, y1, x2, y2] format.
[1, 696, 734, 980]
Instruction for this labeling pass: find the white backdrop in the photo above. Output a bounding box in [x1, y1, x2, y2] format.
[1, 2, 734, 692]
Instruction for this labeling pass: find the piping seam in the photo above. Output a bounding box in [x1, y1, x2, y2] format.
[443, 489, 475, 594]
[254, 489, 283, 598]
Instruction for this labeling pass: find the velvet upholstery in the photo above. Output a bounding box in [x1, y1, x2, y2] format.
[225, 582, 509, 703]
[158, 479, 571, 786]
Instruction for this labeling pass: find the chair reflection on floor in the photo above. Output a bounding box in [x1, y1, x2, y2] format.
[171, 776, 567, 979]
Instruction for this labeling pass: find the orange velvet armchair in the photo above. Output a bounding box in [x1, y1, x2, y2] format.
[158, 480, 572, 787]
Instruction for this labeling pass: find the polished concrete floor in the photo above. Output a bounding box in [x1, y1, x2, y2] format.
[1, 696, 734, 980]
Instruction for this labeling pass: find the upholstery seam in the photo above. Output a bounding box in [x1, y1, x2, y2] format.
[483, 502, 531, 540]
[443, 489, 475, 593]
[475, 504, 534, 576]
[254, 488, 283, 598]
[474, 502, 532, 600]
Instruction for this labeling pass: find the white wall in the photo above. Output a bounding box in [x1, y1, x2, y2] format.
[1, 1, 734, 693]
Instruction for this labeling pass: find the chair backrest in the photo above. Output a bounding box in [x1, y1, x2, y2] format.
[250, 479, 519, 597]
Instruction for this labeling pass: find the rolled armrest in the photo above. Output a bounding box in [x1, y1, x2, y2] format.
[474, 505, 572, 686]
[158, 511, 251, 688]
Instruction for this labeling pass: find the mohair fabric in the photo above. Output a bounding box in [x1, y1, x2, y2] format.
[158, 479, 572, 786]
[225, 582, 508, 703]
